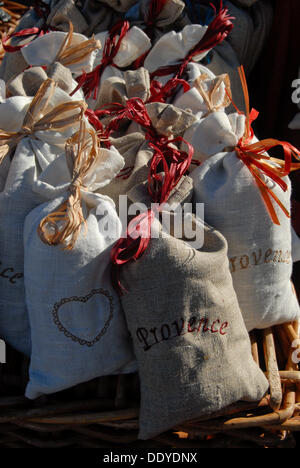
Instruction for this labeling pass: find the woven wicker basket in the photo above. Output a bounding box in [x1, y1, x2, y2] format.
[0, 321, 299, 448]
[0, 0, 299, 450]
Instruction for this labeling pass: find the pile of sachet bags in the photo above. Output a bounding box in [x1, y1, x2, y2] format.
[0, 0, 299, 440]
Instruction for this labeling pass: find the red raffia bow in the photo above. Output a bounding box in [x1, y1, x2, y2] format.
[150, 1, 234, 81]
[2, 0, 54, 53]
[84, 108, 111, 149]
[109, 98, 194, 293]
[234, 66, 300, 225]
[71, 20, 130, 100]
[147, 77, 191, 103]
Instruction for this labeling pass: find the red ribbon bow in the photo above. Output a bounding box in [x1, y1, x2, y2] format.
[71, 20, 130, 100]
[150, 1, 234, 81]
[108, 98, 193, 293]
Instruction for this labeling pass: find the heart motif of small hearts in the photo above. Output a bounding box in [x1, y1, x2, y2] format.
[52, 288, 113, 347]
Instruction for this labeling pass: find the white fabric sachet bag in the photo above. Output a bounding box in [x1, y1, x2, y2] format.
[144, 4, 233, 86]
[183, 111, 245, 164]
[191, 69, 300, 330]
[174, 72, 231, 124]
[24, 124, 137, 399]
[0, 80, 86, 355]
[74, 21, 151, 106]
[21, 22, 101, 77]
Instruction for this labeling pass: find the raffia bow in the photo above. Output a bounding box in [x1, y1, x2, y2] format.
[54, 21, 101, 69]
[233, 66, 300, 225]
[38, 121, 100, 250]
[193, 73, 231, 115]
[0, 78, 87, 163]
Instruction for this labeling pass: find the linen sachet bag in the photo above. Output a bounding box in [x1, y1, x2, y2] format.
[24, 123, 137, 399]
[181, 75, 245, 164]
[174, 72, 231, 119]
[119, 179, 269, 440]
[99, 99, 196, 208]
[143, 4, 233, 87]
[21, 22, 101, 80]
[0, 4, 47, 82]
[73, 20, 151, 107]
[135, 0, 188, 43]
[47, 0, 88, 33]
[0, 79, 86, 355]
[96, 67, 151, 111]
[191, 68, 300, 331]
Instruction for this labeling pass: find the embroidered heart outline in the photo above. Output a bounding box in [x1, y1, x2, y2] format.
[52, 288, 113, 347]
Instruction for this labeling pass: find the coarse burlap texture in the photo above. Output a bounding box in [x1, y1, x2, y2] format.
[191, 150, 300, 331]
[120, 191, 269, 439]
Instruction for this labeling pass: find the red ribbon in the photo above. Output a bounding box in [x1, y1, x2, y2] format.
[85, 108, 112, 148]
[71, 20, 130, 100]
[109, 98, 194, 293]
[150, 1, 234, 80]
[147, 77, 191, 103]
[2, 26, 53, 53]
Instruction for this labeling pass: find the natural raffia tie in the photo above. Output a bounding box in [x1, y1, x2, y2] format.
[193, 73, 231, 115]
[233, 66, 300, 225]
[38, 122, 99, 250]
[71, 20, 130, 100]
[150, 1, 234, 81]
[0, 78, 87, 162]
[54, 21, 101, 69]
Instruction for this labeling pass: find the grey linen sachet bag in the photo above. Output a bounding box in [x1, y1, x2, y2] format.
[24, 125, 137, 399]
[137, 0, 189, 41]
[119, 179, 269, 440]
[190, 68, 300, 331]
